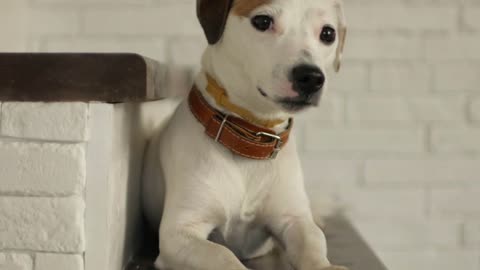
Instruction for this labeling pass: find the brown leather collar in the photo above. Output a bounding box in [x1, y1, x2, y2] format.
[188, 86, 292, 160]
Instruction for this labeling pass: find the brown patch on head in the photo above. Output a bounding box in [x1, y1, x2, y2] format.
[232, 0, 272, 17]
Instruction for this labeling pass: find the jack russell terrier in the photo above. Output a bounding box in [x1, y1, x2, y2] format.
[142, 0, 347, 269]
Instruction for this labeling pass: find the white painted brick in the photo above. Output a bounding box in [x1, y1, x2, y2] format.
[84, 5, 202, 36]
[28, 9, 79, 36]
[464, 222, 480, 248]
[348, 6, 456, 32]
[342, 189, 426, 218]
[379, 250, 479, 270]
[431, 128, 480, 153]
[35, 254, 83, 270]
[365, 159, 480, 186]
[168, 37, 207, 67]
[426, 35, 480, 60]
[370, 63, 430, 92]
[433, 64, 480, 92]
[299, 94, 343, 124]
[346, 96, 464, 123]
[329, 62, 369, 92]
[0, 142, 85, 196]
[44, 38, 167, 62]
[354, 218, 461, 249]
[1, 102, 89, 141]
[305, 127, 425, 152]
[301, 158, 360, 191]
[464, 8, 480, 30]
[472, 98, 480, 122]
[0, 197, 85, 252]
[0, 1, 28, 52]
[431, 189, 480, 218]
[345, 34, 422, 60]
[0, 253, 33, 270]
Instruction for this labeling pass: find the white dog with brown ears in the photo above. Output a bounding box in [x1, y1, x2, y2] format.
[142, 0, 347, 269]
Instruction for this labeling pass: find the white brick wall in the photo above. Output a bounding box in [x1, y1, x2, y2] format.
[1, 0, 480, 270]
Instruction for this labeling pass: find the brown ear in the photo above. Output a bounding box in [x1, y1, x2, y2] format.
[333, 0, 347, 72]
[197, 0, 235, 45]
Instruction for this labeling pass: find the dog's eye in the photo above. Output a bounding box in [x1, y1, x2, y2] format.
[320, 25, 336, 45]
[251, 15, 274, 32]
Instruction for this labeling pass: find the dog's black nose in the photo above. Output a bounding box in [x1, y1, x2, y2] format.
[291, 65, 325, 95]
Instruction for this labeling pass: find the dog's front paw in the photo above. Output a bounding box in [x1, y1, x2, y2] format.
[320, 266, 349, 270]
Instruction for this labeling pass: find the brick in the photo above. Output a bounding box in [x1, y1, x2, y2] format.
[431, 128, 480, 153]
[379, 250, 479, 270]
[341, 189, 426, 218]
[0, 142, 86, 196]
[354, 218, 461, 249]
[329, 62, 369, 92]
[305, 127, 424, 152]
[433, 64, 480, 91]
[0, 197, 85, 252]
[346, 96, 464, 123]
[44, 38, 167, 62]
[472, 98, 480, 121]
[84, 5, 202, 36]
[464, 222, 480, 248]
[1, 102, 89, 141]
[0, 1, 28, 51]
[35, 254, 83, 270]
[168, 37, 207, 66]
[365, 160, 480, 186]
[371, 63, 430, 92]
[345, 34, 422, 60]
[301, 158, 360, 191]
[28, 9, 79, 36]
[464, 8, 480, 30]
[431, 189, 480, 218]
[0, 253, 33, 270]
[426, 35, 480, 60]
[348, 6, 456, 32]
[299, 94, 343, 124]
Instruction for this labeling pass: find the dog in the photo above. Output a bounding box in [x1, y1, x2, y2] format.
[142, 0, 347, 269]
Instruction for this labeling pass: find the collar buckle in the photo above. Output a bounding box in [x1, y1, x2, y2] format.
[256, 132, 283, 159]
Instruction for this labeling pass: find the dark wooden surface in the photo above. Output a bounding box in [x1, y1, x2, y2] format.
[126, 216, 387, 270]
[0, 53, 157, 102]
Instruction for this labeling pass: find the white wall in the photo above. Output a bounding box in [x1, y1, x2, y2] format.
[1, 1, 479, 270]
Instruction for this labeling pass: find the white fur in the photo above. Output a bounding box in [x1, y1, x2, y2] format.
[143, 0, 346, 269]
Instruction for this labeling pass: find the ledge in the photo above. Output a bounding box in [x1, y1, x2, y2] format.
[0, 53, 164, 102]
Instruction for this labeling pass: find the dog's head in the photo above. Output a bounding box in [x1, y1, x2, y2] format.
[197, 0, 346, 114]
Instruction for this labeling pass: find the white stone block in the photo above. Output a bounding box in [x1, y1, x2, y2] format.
[464, 222, 480, 248]
[0, 197, 85, 252]
[0, 142, 85, 196]
[431, 188, 480, 218]
[472, 98, 480, 122]
[305, 127, 425, 152]
[1, 102, 89, 141]
[345, 34, 422, 60]
[365, 159, 480, 186]
[434, 63, 480, 92]
[35, 254, 83, 270]
[348, 6, 456, 32]
[346, 96, 464, 124]
[0, 253, 33, 270]
[464, 8, 480, 30]
[370, 63, 430, 92]
[341, 189, 426, 218]
[426, 35, 480, 60]
[84, 5, 201, 36]
[431, 128, 480, 153]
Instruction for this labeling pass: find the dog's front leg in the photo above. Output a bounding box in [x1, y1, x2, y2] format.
[158, 223, 250, 270]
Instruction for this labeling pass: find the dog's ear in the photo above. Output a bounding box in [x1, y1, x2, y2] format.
[333, 0, 347, 72]
[197, 0, 235, 45]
